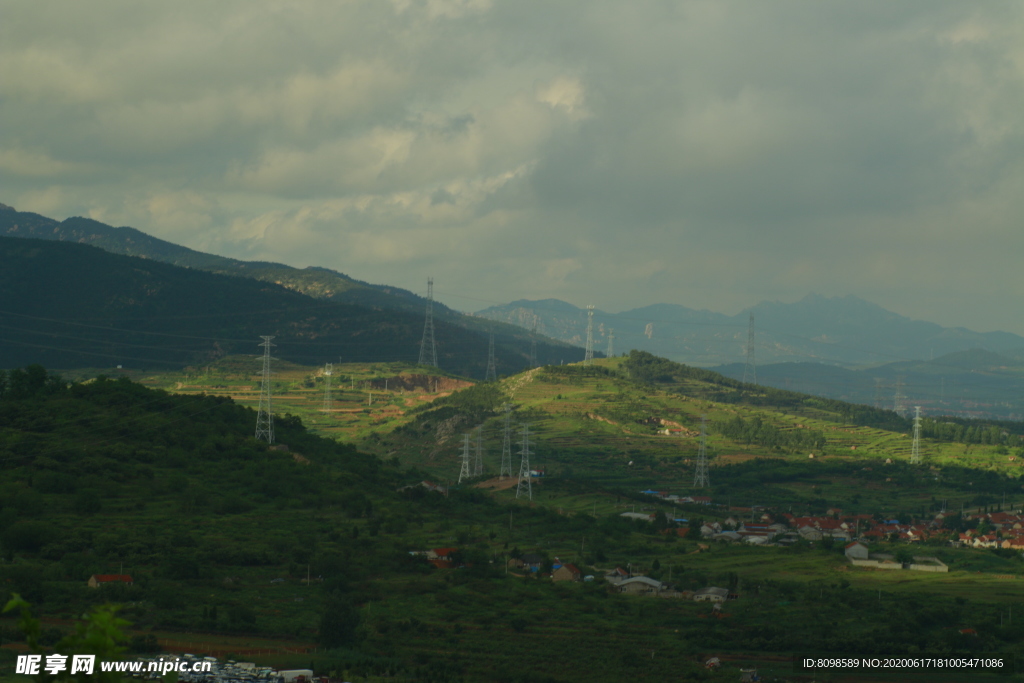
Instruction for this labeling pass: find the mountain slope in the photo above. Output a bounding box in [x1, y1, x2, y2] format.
[0, 236, 580, 374]
[0, 204, 581, 356]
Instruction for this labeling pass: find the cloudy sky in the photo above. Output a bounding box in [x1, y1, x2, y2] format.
[3, 1, 1023, 333]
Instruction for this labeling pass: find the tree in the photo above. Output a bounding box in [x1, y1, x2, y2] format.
[318, 597, 361, 649]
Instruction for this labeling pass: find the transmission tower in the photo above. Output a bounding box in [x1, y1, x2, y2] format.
[584, 305, 595, 365]
[693, 415, 710, 488]
[607, 328, 615, 357]
[516, 423, 534, 500]
[500, 403, 513, 479]
[322, 363, 333, 413]
[457, 433, 472, 484]
[911, 406, 922, 464]
[485, 332, 497, 381]
[529, 315, 538, 368]
[893, 375, 906, 417]
[742, 312, 757, 385]
[474, 425, 484, 476]
[255, 336, 275, 443]
[873, 378, 885, 409]
[418, 277, 438, 367]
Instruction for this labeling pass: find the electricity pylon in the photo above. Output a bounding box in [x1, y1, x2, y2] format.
[418, 277, 438, 367]
[474, 425, 484, 476]
[485, 332, 497, 381]
[693, 415, 709, 488]
[458, 433, 472, 484]
[321, 363, 333, 413]
[500, 403, 513, 479]
[607, 328, 615, 358]
[893, 375, 906, 417]
[911, 406, 922, 464]
[529, 315, 539, 368]
[255, 336, 275, 443]
[516, 424, 534, 500]
[584, 305, 595, 365]
[742, 312, 757, 385]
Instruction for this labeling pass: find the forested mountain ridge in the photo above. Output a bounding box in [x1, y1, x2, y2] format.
[0, 236, 579, 375]
[0, 203, 568, 346]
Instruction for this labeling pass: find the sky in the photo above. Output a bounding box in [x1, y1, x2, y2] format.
[3, 1, 1023, 333]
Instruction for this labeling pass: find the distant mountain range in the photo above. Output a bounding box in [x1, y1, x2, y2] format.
[478, 297, 1024, 420]
[0, 203, 584, 375]
[477, 295, 1024, 368]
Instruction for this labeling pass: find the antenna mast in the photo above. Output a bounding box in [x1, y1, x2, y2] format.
[321, 363, 333, 413]
[500, 403, 513, 479]
[693, 415, 709, 488]
[911, 406, 922, 465]
[742, 312, 757, 385]
[418, 277, 438, 367]
[584, 305, 595, 365]
[255, 336, 275, 443]
[516, 424, 533, 500]
[458, 433, 472, 484]
[485, 332, 497, 381]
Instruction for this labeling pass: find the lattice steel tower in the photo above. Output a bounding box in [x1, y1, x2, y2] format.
[584, 305, 595, 365]
[255, 336, 276, 443]
[485, 332, 497, 381]
[911, 406, 922, 465]
[516, 423, 534, 500]
[500, 403, 513, 479]
[322, 363, 333, 413]
[474, 425, 484, 476]
[742, 312, 757, 385]
[693, 415, 710, 488]
[529, 315, 539, 368]
[418, 277, 438, 367]
[458, 433, 472, 484]
[893, 375, 907, 417]
[607, 328, 615, 358]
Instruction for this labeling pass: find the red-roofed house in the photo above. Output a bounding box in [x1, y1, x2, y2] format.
[88, 574, 133, 589]
[552, 563, 582, 582]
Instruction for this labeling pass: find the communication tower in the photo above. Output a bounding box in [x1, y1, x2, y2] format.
[911, 406, 922, 465]
[322, 363, 333, 412]
[458, 433, 472, 484]
[584, 305, 595, 365]
[255, 336, 275, 443]
[486, 332, 497, 381]
[500, 403, 513, 478]
[516, 424, 534, 500]
[693, 415, 710, 488]
[418, 278, 438, 367]
[742, 312, 757, 385]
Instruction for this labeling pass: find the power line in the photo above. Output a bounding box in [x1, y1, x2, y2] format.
[500, 403, 513, 479]
[607, 328, 615, 358]
[485, 332, 497, 381]
[458, 432, 472, 484]
[584, 305, 595, 366]
[911, 406, 922, 465]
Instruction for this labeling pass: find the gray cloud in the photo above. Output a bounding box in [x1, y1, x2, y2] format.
[2, 0, 1023, 336]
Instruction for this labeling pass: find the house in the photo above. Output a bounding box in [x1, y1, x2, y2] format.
[604, 567, 630, 584]
[552, 564, 582, 582]
[88, 574, 133, 589]
[508, 552, 545, 572]
[617, 576, 665, 595]
[426, 548, 459, 568]
[621, 512, 656, 522]
[693, 586, 730, 603]
[844, 541, 869, 560]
